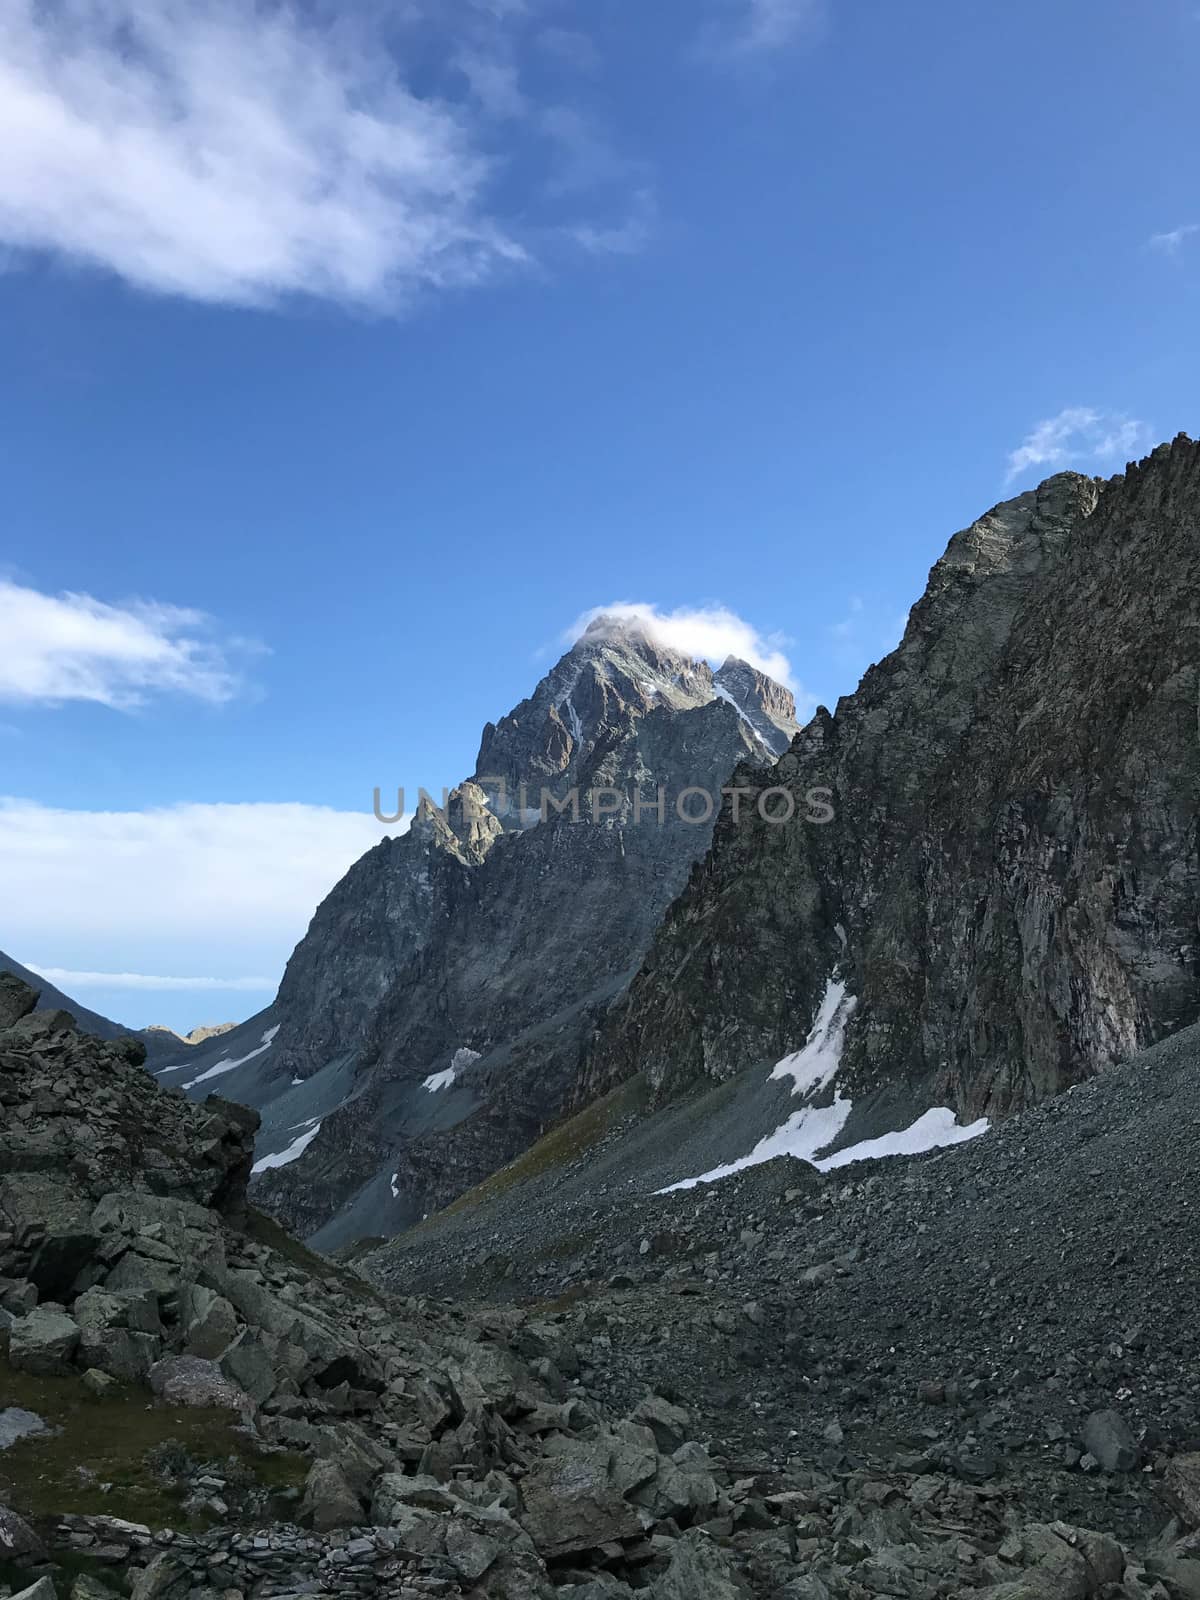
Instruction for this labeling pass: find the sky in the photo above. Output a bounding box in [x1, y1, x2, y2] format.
[1, 0, 1197, 1031]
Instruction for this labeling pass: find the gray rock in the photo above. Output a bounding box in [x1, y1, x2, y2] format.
[519, 1439, 643, 1558]
[0, 970, 37, 1029]
[0, 1503, 47, 1562]
[651, 1529, 748, 1599]
[298, 1460, 362, 1532]
[10, 1582, 57, 1600]
[147, 1356, 251, 1412]
[0, 1407, 48, 1451]
[8, 1303, 80, 1374]
[1081, 1409, 1139, 1473]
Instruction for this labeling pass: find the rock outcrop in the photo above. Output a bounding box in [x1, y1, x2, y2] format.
[584, 438, 1200, 1148]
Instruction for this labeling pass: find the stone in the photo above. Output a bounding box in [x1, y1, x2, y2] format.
[0, 1406, 48, 1451]
[519, 1440, 642, 1558]
[1081, 1409, 1139, 1473]
[8, 1303, 80, 1374]
[298, 1460, 361, 1532]
[631, 1395, 692, 1453]
[219, 1329, 277, 1403]
[77, 1325, 160, 1382]
[81, 1367, 120, 1399]
[1163, 1454, 1200, 1528]
[0, 1175, 96, 1298]
[0, 1503, 47, 1563]
[651, 1529, 748, 1599]
[179, 1283, 239, 1360]
[129, 1554, 191, 1600]
[148, 1356, 252, 1412]
[0, 971, 38, 1028]
[10, 1582, 57, 1600]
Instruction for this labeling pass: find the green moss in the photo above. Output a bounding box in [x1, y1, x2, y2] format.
[0, 1353, 308, 1528]
[428, 1075, 649, 1224]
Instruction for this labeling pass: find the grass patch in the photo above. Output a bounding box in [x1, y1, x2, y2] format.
[0, 1353, 308, 1528]
[435, 1075, 648, 1222]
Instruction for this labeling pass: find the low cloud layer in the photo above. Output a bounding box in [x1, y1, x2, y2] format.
[1005, 409, 1150, 483]
[0, 578, 249, 709]
[1, 797, 407, 1016]
[568, 601, 797, 689]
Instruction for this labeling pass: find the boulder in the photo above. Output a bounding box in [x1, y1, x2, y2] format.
[631, 1395, 692, 1454]
[519, 1439, 642, 1558]
[9, 1304, 80, 1374]
[651, 1530, 748, 1599]
[0, 1175, 97, 1298]
[299, 1459, 362, 1531]
[0, 1502, 47, 1563]
[179, 1283, 238, 1359]
[1081, 1409, 1139, 1473]
[0, 1407, 48, 1451]
[1163, 1454, 1200, 1529]
[10, 1582, 57, 1600]
[0, 972, 37, 1029]
[147, 1356, 251, 1412]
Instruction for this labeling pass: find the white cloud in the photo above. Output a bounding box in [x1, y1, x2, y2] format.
[28, 967, 273, 992]
[567, 601, 797, 689]
[0, 797, 408, 1000]
[700, 0, 824, 56]
[1148, 223, 1200, 256]
[1005, 408, 1150, 482]
[569, 189, 657, 257]
[0, 0, 526, 310]
[0, 578, 249, 709]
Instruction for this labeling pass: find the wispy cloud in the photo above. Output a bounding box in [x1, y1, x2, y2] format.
[1148, 223, 1200, 256]
[0, 578, 255, 709]
[569, 189, 657, 257]
[0, 797, 408, 1002]
[28, 967, 273, 993]
[1005, 408, 1151, 483]
[567, 601, 799, 692]
[700, 0, 825, 57]
[0, 0, 526, 310]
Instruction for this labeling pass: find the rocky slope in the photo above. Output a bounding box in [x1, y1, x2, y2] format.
[582, 437, 1200, 1162]
[151, 620, 799, 1246]
[6, 973, 1200, 1600]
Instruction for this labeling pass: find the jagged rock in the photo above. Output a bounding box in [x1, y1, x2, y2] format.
[147, 1356, 251, 1412]
[1082, 1409, 1139, 1473]
[651, 1529, 748, 1598]
[70, 1577, 119, 1600]
[80, 1367, 119, 1398]
[298, 1459, 362, 1531]
[519, 1437, 643, 1557]
[129, 1554, 190, 1600]
[0, 971, 37, 1029]
[0, 1175, 96, 1298]
[8, 1303, 79, 1374]
[0, 1503, 46, 1562]
[178, 1283, 238, 1359]
[1161, 1456, 1200, 1531]
[631, 1395, 692, 1454]
[9, 1582, 57, 1600]
[589, 440, 1200, 1145]
[237, 619, 799, 1242]
[0, 1407, 47, 1451]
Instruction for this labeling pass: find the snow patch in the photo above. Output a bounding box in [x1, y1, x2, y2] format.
[422, 1045, 482, 1093]
[183, 1024, 279, 1091]
[660, 978, 989, 1193]
[711, 683, 771, 750]
[770, 981, 856, 1095]
[815, 1108, 989, 1171]
[252, 1120, 321, 1174]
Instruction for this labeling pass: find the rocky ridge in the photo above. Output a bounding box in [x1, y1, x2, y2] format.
[582, 438, 1200, 1154]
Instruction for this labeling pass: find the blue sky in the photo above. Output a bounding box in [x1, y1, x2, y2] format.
[1, 0, 1197, 1030]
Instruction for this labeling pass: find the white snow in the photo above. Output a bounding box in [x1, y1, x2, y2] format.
[183, 1024, 280, 1091]
[770, 980, 856, 1094]
[660, 976, 988, 1193]
[251, 1119, 321, 1173]
[559, 694, 584, 745]
[814, 1107, 989, 1171]
[422, 1046, 482, 1093]
[390, 1172, 400, 1199]
[710, 683, 771, 750]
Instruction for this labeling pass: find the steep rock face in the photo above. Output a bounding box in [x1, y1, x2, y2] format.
[203, 621, 798, 1242]
[585, 438, 1200, 1140]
